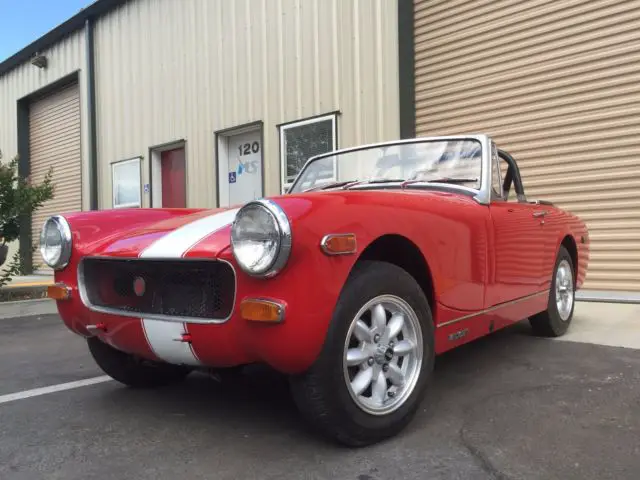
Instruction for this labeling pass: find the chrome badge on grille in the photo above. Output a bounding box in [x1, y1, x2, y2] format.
[133, 276, 146, 297]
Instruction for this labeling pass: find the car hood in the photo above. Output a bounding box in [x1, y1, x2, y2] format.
[88, 187, 478, 259]
[94, 206, 242, 259]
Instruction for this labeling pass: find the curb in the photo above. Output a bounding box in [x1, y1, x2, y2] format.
[0, 284, 49, 303]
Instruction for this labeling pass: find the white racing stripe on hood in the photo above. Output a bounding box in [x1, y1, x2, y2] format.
[140, 208, 240, 258]
[139, 208, 240, 366]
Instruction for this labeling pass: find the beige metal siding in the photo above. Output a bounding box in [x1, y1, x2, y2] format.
[29, 82, 82, 271]
[0, 30, 87, 271]
[414, 0, 640, 293]
[0, 30, 88, 205]
[93, 0, 399, 208]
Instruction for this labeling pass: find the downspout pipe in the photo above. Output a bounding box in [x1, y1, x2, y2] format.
[397, 0, 416, 139]
[85, 17, 98, 210]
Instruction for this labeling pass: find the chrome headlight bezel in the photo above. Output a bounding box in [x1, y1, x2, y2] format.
[39, 215, 72, 270]
[230, 199, 292, 278]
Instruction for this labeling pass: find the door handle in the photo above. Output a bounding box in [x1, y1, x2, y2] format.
[533, 211, 548, 218]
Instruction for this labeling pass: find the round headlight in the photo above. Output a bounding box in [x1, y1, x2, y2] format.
[39, 215, 72, 270]
[230, 199, 292, 278]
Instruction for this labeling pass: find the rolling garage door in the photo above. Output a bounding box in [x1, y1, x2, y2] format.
[414, 0, 640, 294]
[29, 82, 82, 272]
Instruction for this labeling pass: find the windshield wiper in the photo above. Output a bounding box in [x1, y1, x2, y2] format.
[343, 178, 406, 189]
[303, 177, 477, 192]
[407, 177, 478, 185]
[306, 178, 403, 192]
[364, 178, 406, 184]
[303, 180, 363, 192]
[352, 177, 477, 187]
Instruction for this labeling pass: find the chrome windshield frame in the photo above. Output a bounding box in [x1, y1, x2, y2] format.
[287, 134, 494, 205]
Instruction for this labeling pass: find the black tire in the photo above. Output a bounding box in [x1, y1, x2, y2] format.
[87, 337, 191, 388]
[529, 245, 576, 337]
[290, 260, 435, 447]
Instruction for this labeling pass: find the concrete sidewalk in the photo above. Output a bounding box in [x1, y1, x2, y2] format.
[557, 301, 640, 350]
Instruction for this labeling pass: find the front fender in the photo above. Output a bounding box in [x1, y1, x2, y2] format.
[273, 191, 489, 313]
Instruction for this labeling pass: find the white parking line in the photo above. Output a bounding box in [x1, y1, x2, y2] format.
[0, 376, 113, 405]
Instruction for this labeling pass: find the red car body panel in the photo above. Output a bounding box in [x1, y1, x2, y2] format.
[53, 189, 589, 374]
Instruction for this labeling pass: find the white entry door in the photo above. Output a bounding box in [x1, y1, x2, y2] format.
[226, 130, 263, 206]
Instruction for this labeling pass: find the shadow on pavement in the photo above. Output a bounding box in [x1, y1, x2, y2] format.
[91, 320, 640, 479]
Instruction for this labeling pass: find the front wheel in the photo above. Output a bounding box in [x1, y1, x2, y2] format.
[290, 260, 435, 447]
[88, 337, 191, 388]
[529, 245, 576, 337]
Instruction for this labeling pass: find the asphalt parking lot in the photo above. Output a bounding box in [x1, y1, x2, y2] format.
[1, 312, 639, 480]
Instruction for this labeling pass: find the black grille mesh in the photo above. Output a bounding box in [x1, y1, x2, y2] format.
[82, 258, 235, 320]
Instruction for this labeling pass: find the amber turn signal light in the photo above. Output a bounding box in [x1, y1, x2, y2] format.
[320, 233, 357, 255]
[47, 283, 71, 300]
[240, 299, 285, 323]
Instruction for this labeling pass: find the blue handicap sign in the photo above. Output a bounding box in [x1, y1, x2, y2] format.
[229, 172, 237, 183]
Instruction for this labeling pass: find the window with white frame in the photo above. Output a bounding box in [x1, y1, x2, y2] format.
[112, 157, 142, 208]
[279, 113, 337, 193]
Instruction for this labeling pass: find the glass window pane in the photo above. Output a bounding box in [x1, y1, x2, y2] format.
[112, 159, 141, 208]
[284, 118, 334, 183]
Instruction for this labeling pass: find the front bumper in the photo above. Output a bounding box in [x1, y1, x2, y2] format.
[53, 252, 350, 375]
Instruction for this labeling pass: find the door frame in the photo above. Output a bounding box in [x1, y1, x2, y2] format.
[214, 120, 264, 207]
[148, 139, 187, 208]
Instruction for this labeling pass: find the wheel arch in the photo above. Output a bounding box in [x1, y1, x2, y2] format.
[561, 233, 578, 278]
[353, 234, 436, 318]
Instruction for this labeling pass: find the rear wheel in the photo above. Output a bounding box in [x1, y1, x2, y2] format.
[530, 245, 576, 337]
[290, 260, 435, 447]
[87, 337, 191, 388]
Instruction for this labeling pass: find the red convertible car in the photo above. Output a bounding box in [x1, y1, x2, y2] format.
[41, 134, 589, 446]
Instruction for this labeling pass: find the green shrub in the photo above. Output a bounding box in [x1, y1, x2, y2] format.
[0, 155, 54, 287]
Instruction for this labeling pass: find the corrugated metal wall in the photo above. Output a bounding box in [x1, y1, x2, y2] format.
[0, 30, 88, 270]
[93, 0, 400, 208]
[414, 0, 640, 293]
[29, 82, 82, 272]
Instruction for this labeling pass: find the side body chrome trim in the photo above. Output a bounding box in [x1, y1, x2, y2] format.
[77, 256, 238, 325]
[437, 290, 548, 328]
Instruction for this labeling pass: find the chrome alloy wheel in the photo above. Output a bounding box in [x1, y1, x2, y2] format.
[343, 294, 423, 416]
[556, 259, 574, 321]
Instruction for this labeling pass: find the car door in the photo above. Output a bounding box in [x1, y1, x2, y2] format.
[487, 200, 547, 307]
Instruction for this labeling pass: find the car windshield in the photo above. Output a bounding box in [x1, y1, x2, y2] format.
[289, 139, 483, 193]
